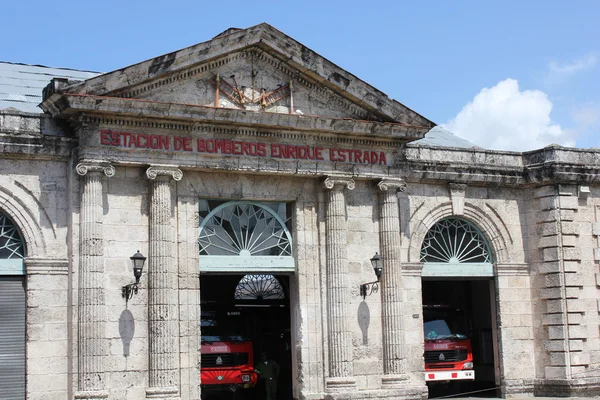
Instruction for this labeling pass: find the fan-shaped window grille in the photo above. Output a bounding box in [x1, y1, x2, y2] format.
[421, 218, 492, 265]
[0, 212, 26, 275]
[234, 274, 285, 300]
[198, 201, 294, 273]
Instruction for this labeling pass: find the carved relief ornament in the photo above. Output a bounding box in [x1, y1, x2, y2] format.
[75, 162, 115, 177]
[146, 166, 183, 181]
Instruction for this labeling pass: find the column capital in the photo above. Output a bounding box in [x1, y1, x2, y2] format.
[146, 165, 183, 181]
[378, 178, 406, 192]
[323, 176, 355, 191]
[76, 162, 115, 177]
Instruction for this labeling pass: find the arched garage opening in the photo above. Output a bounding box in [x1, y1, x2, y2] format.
[421, 218, 500, 398]
[198, 200, 293, 400]
[0, 211, 27, 399]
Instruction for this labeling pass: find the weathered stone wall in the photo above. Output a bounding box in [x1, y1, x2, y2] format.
[527, 184, 600, 396]
[0, 152, 72, 399]
[3, 106, 600, 400]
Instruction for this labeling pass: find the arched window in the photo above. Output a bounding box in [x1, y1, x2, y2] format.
[0, 212, 26, 273]
[198, 201, 294, 273]
[0, 211, 26, 399]
[420, 218, 493, 277]
[234, 274, 285, 300]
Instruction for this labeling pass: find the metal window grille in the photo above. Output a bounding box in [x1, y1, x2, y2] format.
[0, 213, 25, 260]
[234, 274, 285, 300]
[199, 201, 292, 257]
[420, 218, 492, 264]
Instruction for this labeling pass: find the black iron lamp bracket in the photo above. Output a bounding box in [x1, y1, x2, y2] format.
[122, 283, 139, 301]
[360, 280, 380, 300]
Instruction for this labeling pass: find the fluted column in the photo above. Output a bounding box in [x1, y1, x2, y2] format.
[75, 162, 115, 399]
[323, 176, 356, 390]
[146, 166, 183, 399]
[378, 179, 408, 386]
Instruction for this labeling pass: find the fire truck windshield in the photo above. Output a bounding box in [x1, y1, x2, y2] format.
[201, 310, 249, 343]
[423, 306, 468, 340]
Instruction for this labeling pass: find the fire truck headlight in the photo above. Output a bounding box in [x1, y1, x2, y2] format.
[242, 374, 251, 382]
[463, 362, 473, 369]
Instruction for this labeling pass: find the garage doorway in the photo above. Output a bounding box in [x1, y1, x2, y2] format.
[420, 218, 500, 399]
[198, 200, 295, 400]
[200, 274, 292, 400]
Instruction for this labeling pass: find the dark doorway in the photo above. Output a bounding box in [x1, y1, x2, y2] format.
[423, 279, 500, 399]
[200, 274, 292, 400]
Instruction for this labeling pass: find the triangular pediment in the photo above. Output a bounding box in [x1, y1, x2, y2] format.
[45, 23, 434, 128]
[112, 48, 378, 121]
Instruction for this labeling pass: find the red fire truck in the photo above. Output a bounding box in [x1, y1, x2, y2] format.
[423, 305, 474, 382]
[200, 309, 258, 396]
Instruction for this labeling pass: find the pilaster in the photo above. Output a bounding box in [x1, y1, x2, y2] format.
[146, 165, 183, 399]
[323, 176, 356, 391]
[377, 179, 408, 386]
[74, 162, 114, 399]
[534, 185, 586, 388]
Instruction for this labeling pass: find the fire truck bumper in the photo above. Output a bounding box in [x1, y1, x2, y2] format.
[425, 370, 475, 381]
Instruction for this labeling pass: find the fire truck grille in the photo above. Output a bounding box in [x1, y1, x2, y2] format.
[424, 350, 468, 363]
[201, 353, 249, 368]
[428, 364, 456, 369]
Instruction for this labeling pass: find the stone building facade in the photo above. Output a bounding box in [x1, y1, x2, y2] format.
[1, 23, 600, 400]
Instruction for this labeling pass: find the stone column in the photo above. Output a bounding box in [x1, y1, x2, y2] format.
[146, 166, 183, 399]
[75, 162, 115, 399]
[378, 179, 408, 386]
[323, 176, 356, 390]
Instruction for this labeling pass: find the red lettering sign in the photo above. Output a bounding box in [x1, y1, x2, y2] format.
[99, 131, 388, 165]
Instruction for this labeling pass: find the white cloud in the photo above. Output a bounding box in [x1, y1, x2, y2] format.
[444, 79, 576, 151]
[545, 54, 597, 85]
[549, 54, 597, 75]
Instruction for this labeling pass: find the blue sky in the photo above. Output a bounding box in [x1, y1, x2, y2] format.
[3, 0, 599, 150]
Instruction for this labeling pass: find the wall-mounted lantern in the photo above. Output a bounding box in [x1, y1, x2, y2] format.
[122, 250, 146, 301]
[360, 252, 383, 300]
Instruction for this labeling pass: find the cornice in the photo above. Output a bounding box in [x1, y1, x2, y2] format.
[44, 94, 428, 140]
[0, 134, 76, 160]
[80, 115, 399, 148]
